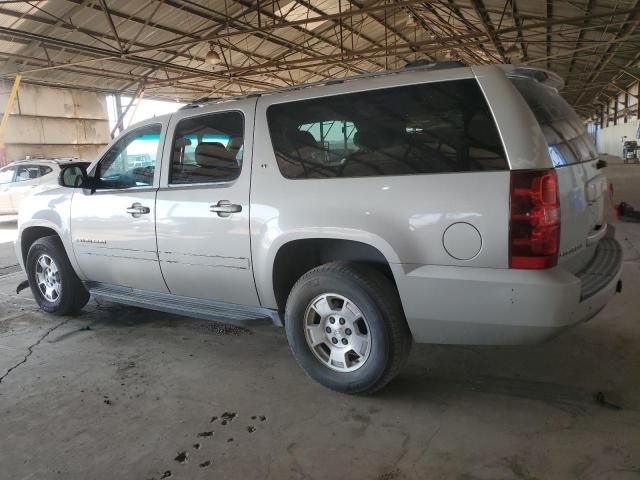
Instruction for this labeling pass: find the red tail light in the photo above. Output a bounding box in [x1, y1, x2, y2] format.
[509, 169, 560, 269]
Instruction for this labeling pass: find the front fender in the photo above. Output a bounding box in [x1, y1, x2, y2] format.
[15, 189, 81, 277]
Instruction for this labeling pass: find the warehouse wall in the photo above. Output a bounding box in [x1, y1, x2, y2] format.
[596, 119, 640, 157]
[0, 82, 110, 164]
[591, 79, 640, 156]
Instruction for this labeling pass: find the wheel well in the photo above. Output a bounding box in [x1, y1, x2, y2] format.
[21, 227, 59, 264]
[272, 239, 395, 312]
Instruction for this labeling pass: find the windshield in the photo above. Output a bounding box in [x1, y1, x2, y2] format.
[510, 76, 597, 167]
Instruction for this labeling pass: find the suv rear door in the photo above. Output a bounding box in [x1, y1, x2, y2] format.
[155, 98, 260, 307]
[509, 74, 605, 273]
[10, 164, 42, 209]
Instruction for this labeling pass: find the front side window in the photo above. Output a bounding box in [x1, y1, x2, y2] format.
[267, 79, 508, 179]
[96, 124, 161, 189]
[0, 167, 15, 184]
[15, 165, 41, 182]
[170, 111, 244, 185]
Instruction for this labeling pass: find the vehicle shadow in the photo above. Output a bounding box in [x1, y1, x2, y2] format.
[379, 330, 635, 414]
[0, 220, 18, 269]
[84, 300, 252, 336]
[0, 216, 17, 224]
[0, 219, 17, 237]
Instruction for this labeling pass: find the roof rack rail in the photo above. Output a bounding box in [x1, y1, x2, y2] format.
[403, 59, 467, 69]
[179, 60, 470, 108]
[179, 96, 221, 110]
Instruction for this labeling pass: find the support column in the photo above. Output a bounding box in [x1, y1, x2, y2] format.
[110, 83, 145, 138]
[599, 105, 603, 128]
[126, 89, 145, 130]
[114, 92, 123, 138]
[624, 90, 629, 123]
[0, 74, 22, 166]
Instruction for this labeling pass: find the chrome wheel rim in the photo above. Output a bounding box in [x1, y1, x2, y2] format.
[304, 293, 372, 372]
[34, 254, 61, 302]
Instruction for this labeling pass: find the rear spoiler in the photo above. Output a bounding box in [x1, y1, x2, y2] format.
[502, 65, 565, 92]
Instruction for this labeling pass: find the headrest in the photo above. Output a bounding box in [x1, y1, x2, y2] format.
[293, 130, 318, 147]
[175, 137, 192, 148]
[353, 129, 386, 151]
[195, 142, 235, 168]
[227, 137, 243, 150]
[198, 141, 225, 150]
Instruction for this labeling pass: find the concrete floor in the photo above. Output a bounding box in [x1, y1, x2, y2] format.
[0, 159, 639, 480]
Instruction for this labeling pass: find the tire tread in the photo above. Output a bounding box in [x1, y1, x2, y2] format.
[27, 236, 89, 315]
[286, 261, 412, 395]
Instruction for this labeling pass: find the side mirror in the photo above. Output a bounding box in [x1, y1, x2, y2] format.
[58, 165, 95, 190]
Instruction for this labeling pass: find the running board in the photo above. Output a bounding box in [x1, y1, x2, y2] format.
[86, 283, 283, 327]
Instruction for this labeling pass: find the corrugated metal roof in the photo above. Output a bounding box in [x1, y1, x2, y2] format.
[0, 0, 639, 116]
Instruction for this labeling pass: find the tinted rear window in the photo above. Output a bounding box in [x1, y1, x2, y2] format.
[510, 76, 597, 167]
[267, 79, 508, 179]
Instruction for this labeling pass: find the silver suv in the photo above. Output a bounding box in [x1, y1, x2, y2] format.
[15, 64, 623, 394]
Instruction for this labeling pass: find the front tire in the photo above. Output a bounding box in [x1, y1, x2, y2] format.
[285, 262, 411, 395]
[26, 236, 89, 315]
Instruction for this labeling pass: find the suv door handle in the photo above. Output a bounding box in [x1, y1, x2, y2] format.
[126, 203, 150, 217]
[210, 200, 242, 217]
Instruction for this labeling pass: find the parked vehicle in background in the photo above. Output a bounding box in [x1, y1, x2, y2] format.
[15, 63, 624, 395]
[0, 159, 89, 215]
[622, 140, 639, 164]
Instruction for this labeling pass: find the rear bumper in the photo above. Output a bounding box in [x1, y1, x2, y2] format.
[394, 238, 623, 345]
[576, 238, 622, 300]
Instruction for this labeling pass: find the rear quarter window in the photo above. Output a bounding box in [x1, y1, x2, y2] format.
[509, 76, 597, 167]
[15, 165, 41, 181]
[267, 79, 508, 179]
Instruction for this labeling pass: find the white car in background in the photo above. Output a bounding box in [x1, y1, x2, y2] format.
[0, 159, 88, 215]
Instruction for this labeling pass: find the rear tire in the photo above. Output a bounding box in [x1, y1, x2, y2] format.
[285, 262, 411, 395]
[26, 236, 89, 315]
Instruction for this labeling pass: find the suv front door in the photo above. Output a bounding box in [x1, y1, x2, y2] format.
[70, 122, 168, 292]
[155, 100, 259, 306]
